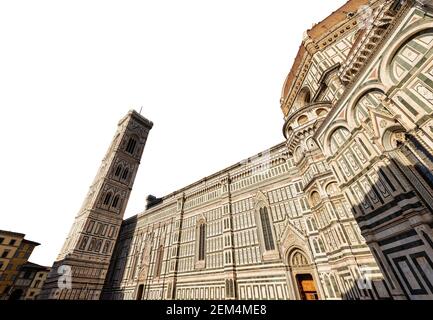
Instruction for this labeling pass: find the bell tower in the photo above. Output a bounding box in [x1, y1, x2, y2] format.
[40, 110, 153, 300]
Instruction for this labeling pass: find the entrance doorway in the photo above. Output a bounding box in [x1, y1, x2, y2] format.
[296, 274, 318, 300]
[136, 284, 144, 300]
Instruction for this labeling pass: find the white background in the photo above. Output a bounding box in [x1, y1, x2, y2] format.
[0, 0, 347, 266]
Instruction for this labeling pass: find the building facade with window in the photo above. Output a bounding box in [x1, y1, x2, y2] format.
[102, 141, 383, 300]
[48, 0, 433, 300]
[0, 230, 41, 299]
[7, 262, 50, 300]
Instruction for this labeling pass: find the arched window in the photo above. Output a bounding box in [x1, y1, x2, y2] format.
[291, 251, 309, 266]
[114, 165, 122, 177]
[103, 192, 112, 205]
[154, 245, 164, 278]
[112, 195, 120, 208]
[126, 137, 137, 154]
[121, 168, 129, 180]
[259, 207, 275, 251]
[198, 223, 206, 261]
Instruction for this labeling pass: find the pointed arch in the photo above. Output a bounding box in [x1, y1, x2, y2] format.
[112, 195, 120, 208]
[114, 164, 123, 177]
[287, 248, 311, 267]
[121, 167, 129, 180]
[103, 192, 113, 205]
[125, 134, 140, 155]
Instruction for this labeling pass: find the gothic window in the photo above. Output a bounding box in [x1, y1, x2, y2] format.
[290, 251, 308, 266]
[103, 192, 112, 205]
[154, 245, 164, 278]
[112, 195, 120, 209]
[259, 207, 275, 251]
[114, 165, 122, 177]
[121, 168, 129, 180]
[126, 137, 137, 154]
[198, 223, 206, 261]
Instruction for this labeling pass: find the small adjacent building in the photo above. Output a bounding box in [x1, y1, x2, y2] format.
[0, 230, 44, 300]
[9, 262, 50, 300]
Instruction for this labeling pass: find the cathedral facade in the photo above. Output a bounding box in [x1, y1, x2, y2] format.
[42, 0, 433, 300]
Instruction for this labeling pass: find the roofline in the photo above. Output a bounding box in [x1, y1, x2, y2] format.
[118, 109, 154, 130]
[158, 141, 287, 201]
[134, 141, 288, 217]
[21, 239, 41, 246]
[0, 230, 25, 238]
[22, 261, 51, 271]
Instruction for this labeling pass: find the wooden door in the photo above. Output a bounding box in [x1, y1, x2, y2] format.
[296, 274, 318, 300]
